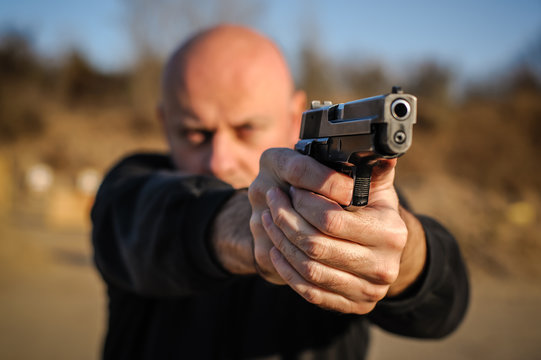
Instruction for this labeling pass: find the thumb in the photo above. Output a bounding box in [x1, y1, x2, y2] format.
[369, 158, 397, 191]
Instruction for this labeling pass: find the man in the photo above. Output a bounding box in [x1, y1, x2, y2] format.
[92, 24, 469, 359]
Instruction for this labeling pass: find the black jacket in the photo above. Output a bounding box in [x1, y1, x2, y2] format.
[91, 153, 469, 360]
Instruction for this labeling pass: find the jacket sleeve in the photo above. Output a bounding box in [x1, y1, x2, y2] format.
[368, 214, 470, 338]
[91, 154, 237, 297]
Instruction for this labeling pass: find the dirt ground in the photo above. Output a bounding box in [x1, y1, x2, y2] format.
[1, 213, 540, 360]
[368, 272, 541, 360]
[0, 220, 104, 360]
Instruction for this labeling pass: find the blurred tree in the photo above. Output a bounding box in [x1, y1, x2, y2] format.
[60, 50, 101, 105]
[0, 29, 40, 82]
[508, 65, 541, 94]
[59, 50, 131, 106]
[127, 54, 162, 134]
[0, 30, 45, 142]
[514, 29, 541, 82]
[407, 60, 453, 104]
[0, 99, 44, 143]
[444, 62, 541, 195]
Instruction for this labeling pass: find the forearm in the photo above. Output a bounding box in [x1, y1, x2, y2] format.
[92, 154, 236, 297]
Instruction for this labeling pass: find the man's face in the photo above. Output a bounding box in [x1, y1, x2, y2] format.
[160, 63, 304, 188]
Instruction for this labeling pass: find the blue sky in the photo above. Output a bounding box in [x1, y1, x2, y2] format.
[1, 0, 540, 82]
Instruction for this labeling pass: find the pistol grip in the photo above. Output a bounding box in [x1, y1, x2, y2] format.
[326, 161, 373, 209]
[351, 164, 372, 207]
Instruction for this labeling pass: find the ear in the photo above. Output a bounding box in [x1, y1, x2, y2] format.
[289, 90, 307, 144]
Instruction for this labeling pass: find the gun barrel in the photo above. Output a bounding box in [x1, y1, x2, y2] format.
[391, 99, 411, 120]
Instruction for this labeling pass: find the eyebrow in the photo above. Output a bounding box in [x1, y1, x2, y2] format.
[176, 105, 200, 121]
[171, 106, 207, 130]
[172, 110, 272, 131]
[176, 121, 209, 132]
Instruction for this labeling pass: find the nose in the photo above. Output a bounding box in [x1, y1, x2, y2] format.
[207, 131, 238, 181]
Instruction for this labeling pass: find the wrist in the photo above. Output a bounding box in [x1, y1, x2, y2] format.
[386, 206, 427, 297]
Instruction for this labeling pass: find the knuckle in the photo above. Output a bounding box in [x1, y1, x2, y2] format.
[272, 232, 288, 253]
[290, 187, 304, 210]
[299, 237, 327, 260]
[248, 180, 265, 204]
[325, 177, 345, 202]
[253, 246, 268, 266]
[267, 148, 287, 172]
[300, 286, 323, 305]
[292, 231, 308, 250]
[273, 209, 288, 229]
[383, 224, 408, 252]
[286, 156, 309, 185]
[372, 261, 400, 285]
[253, 241, 272, 270]
[260, 148, 274, 164]
[350, 301, 377, 315]
[249, 213, 259, 227]
[254, 255, 277, 281]
[320, 210, 343, 235]
[300, 261, 323, 284]
[249, 214, 262, 235]
[388, 212, 409, 244]
[258, 267, 280, 284]
[362, 284, 388, 303]
[281, 266, 296, 284]
[257, 266, 273, 279]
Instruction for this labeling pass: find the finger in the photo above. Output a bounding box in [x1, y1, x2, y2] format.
[369, 158, 397, 193]
[269, 247, 381, 315]
[289, 186, 401, 247]
[265, 187, 365, 266]
[261, 148, 353, 206]
[263, 212, 388, 302]
[265, 187, 399, 285]
[249, 212, 285, 285]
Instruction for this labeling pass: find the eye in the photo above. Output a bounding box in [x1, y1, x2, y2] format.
[179, 128, 213, 146]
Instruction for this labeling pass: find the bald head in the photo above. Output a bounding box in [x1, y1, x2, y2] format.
[162, 24, 294, 110]
[158, 24, 306, 188]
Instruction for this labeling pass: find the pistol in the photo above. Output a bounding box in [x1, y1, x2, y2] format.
[294, 86, 417, 207]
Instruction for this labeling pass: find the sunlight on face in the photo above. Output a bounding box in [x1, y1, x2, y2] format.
[163, 89, 300, 188]
[160, 26, 305, 188]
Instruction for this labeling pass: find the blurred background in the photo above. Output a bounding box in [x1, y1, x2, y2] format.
[0, 0, 540, 359]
